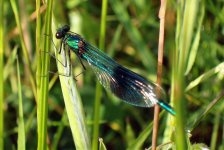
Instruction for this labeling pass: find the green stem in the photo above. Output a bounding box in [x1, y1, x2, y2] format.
[175, 0, 199, 149]
[36, 0, 41, 94]
[92, 0, 108, 149]
[17, 57, 26, 150]
[0, 0, 4, 149]
[210, 112, 220, 150]
[37, 0, 53, 149]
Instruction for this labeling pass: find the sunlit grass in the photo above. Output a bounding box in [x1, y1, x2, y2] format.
[92, 0, 108, 150]
[36, 0, 53, 149]
[16, 57, 25, 150]
[0, 0, 4, 149]
[174, 0, 200, 149]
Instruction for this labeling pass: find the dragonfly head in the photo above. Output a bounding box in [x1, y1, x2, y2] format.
[56, 25, 70, 39]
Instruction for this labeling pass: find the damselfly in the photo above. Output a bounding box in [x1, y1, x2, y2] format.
[55, 25, 176, 115]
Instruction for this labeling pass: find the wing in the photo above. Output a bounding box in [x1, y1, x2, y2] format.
[80, 42, 167, 108]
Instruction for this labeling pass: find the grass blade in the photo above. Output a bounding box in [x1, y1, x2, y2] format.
[10, 0, 37, 100]
[56, 47, 90, 149]
[3, 46, 18, 81]
[185, 62, 224, 92]
[210, 112, 221, 150]
[52, 112, 67, 150]
[16, 56, 26, 150]
[189, 91, 224, 131]
[92, 0, 108, 150]
[99, 138, 107, 150]
[185, 2, 205, 75]
[0, 0, 4, 148]
[35, 0, 42, 95]
[37, 0, 53, 149]
[127, 120, 153, 150]
[174, 0, 199, 149]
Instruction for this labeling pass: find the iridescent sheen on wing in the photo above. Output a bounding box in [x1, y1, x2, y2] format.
[55, 25, 176, 115]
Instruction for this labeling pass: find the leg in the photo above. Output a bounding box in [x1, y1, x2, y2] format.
[38, 44, 70, 77]
[42, 33, 68, 67]
[39, 50, 67, 67]
[77, 55, 86, 70]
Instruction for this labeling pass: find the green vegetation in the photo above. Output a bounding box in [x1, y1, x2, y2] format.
[1, 0, 223, 149]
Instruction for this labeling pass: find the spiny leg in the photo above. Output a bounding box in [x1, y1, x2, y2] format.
[38, 36, 69, 77]
[77, 54, 86, 70]
[41, 34, 68, 67]
[68, 47, 87, 79]
[39, 35, 86, 79]
[40, 50, 67, 67]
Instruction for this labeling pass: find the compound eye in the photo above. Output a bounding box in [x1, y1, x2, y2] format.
[56, 32, 62, 39]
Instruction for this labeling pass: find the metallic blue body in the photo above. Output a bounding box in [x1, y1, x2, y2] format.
[56, 26, 176, 115]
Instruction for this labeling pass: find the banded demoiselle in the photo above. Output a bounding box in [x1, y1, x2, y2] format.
[55, 25, 176, 115]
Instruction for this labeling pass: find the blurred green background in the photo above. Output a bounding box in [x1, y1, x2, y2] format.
[0, 0, 224, 149]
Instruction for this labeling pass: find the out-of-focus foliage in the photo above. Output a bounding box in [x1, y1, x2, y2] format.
[1, 0, 223, 149]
